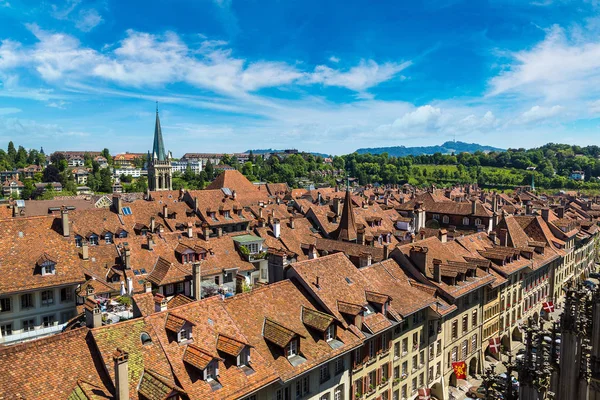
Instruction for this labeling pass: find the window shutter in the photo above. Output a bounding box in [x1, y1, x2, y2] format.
[377, 367, 382, 385]
[363, 376, 368, 394]
[388, 361, 392, 379]
[352, 382, 356, 400]
[376, 336, 382, 354]
[362, 345, 369, 363]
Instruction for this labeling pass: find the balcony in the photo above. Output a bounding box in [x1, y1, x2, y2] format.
[1, 322, 67, 345]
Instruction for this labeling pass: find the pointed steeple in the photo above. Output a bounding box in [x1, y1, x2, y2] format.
[152, 102, 167, 161]
[332, 185, 357, 242]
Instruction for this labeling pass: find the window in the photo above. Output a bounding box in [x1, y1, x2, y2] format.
[419, 373, 424, 387]
[412, 377, 417, 392]
[428, 366, 434, 382]
[1, 323, 12, 336]
[176, 282, 185, 293]
[436, 340, 442, 356]
[369, 339, 375, 358]
[394, 342, 400, 357]
[354, 379, 363, 397]
[178, 328, 191, 342]
[141, 332, 152, 345]
[462, 315, 468, 333]
[0, 297, 11, 313]
[401, 385, 407, 399]
[165, 284, 174, 296]
[462, 217, 469, 226]
[393, 390, 399, 400]
[238, 348, 249, 366]
[452, 320, 458, 339]
[402, 338, 408, 354]
[41, 290, 54, 306]
[214, 276, 220, 285]
[105, 233, 113, 244]
[60, 288, 73, 302]
[22, 319, 35, 332]
[42, 315, 55, 327]
[382, 332, 389, 350]
[433, 214, 440, 220]
[451, 347, 458, 363]
[471, 334, 477, 354]
[368, 370, 377, 391]
[429, 344, 434, 360]
[320, 364, 330, 383]
[75, 235, 83, 247]
[326, 324, 335, 341]
[382, 391, 389, 400]
[394, 365, 399, 379]
[475, 218, 481, 226]
[382, 363, 389, 381]
[442, 215, 449, 224]
[206, 362, 216, 380]
[334, 357, 344, 375]
[402, 361, 408, 376]
[21, 293, 33, 309]
[41, 262, 55, 276]
[89, 235, 98, 246]
[287, 339, 298, 357]
[334, 385, 344, 400]
[412, 355, 417, 371]
[436, 362, 441, 377]
[472, 310, 477, 327]
[461, 340, 468, 359]
[223, 271, 234, 284]
[295, 376, 309, 397]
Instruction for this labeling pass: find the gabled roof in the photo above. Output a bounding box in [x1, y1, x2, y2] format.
[183, 344, 218, 370]
[216, 334, 248, 356]
[165, 313, 194, 333]
[263, 318, 298, 347]
[301, 306, 334, 332]
[206, 170, 258, 193]
[138, 369, 185, 400]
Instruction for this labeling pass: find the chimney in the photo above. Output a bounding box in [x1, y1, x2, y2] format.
[123, 245, 131, 269]
[492, 193, 498, 213]
[193, 262, 201, 300]
[84, 297, 102, 328]
[433, 259, 442, 283]
[499, 229, 508, 246]
[333, 197, 342, 216]
[162, 204, 168, 219]
[556, 207, 564, 219]
[272, 218, 281, 238]
[187, 222, 193, 238]
[194, 197, 198, 212]
[81, 241, 89, 260]
[315, 276, 320, 289]
[203, 225, 211, 240]
[525, 201, 532, 216]
[232, 190, 237, 200]
[113, 195, 122, 215]
[438, 229, 447, 243]
[359, 252, 372, 267]
[120, 280, 126, 296]
[289, 217, 295, 229]
[489, 231, 497, 244]
[216, 227, 223, 237]
[154, 294, 167, 312]
[113, 349, 129, 400]
[419, 229, 426, 241]
[61, 207, 70, 237]
[127, 277, 133, 295]
[383, 244, 389, 260]
[150, 217, 156, 233]
[357, 227, 366, 245]
[471, 197, 477, 215]
[317, 192, 322, 204]
[258, 208, 263, 219]
[145, 281, 152, 293]
[147, 234, 154, 251]
[541, 208, 550, 223]
[409, 246, 429, 275]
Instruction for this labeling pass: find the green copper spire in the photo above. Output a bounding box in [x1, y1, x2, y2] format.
[152, 102, 167, 161]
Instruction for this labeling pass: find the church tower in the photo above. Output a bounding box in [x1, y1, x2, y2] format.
[148, 104, 172, 191]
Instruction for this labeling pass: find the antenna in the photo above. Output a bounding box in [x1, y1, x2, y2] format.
[156, 101, 159, 114]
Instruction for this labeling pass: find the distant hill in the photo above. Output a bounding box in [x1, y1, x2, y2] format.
[355, 141, 504, 157]
[247, 149, 330, 158]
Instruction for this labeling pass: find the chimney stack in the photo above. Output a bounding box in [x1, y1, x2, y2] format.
[147, 234, 154, 251]
[272, 218, 281, 239]
[84, 297, 102, 328]
[187, 222, 194, 238]
[194, 197, 198, 213]
[489, 231, 497, 244]
[525, 201, 532, 216]
[113, 349, 130, 400]
[438, 229, 447, 243]
[541, 208, 550, 223]
[123, 244, 131, 269]
[113, 195, 122, 215]
[154, 294, 167, 312]
[61, 206, 70, 237]
[357, 227, 365, 245]
[333, 197, 342, 216]
[471, 197, 477, 215]
[193, 262, 201, 300]
[162, 204, 168, 219]
[203, 224, 211, 240]
[216, 227, 223, 237]
[145, 281, 152, 293]
[289, 217, 295, 229]
[409, 246, 429, 275]
[150, 217, 156, 233]
[433, 259, 442, 283]
[383, 244, 390, 260]
[81, 241, 89, 260]
[127, 277, 133, 295]
[557, 207, 564, 219]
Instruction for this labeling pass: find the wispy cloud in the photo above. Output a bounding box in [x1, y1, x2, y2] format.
[50, 0, 103, 32]
[75, 9, 103, 32]
[517, 105, 564, 123]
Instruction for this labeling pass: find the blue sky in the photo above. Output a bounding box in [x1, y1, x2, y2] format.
[1, 0, 600, 156]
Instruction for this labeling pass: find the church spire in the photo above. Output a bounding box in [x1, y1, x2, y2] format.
[152, 102, 167, 161]
[332, 181, 357, 242]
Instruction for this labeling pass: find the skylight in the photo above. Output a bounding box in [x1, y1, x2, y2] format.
[122, 207, 132, 216]
[345, 277, 352, 284]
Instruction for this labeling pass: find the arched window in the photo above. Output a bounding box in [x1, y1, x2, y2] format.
[475, 218, 481, 226]
[462, 217, 470, 226]
[141, 332, 152, 345]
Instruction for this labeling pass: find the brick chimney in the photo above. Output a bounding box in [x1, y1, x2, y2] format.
[438, 229, 447, 243]
[154, 294, 167, 312]
[113, 194, 122, 215]
[113, 349, 129, 400]
[61, 206, 70, 237]
[192, 262, 201, 300]
[433, 258, 442, 283]
[84, 297, 102, 328]
[525, 201, 532, 216]
[81, 241, 89, 260]
[383, 244, 389, 260]
[409, 246, 429, 275]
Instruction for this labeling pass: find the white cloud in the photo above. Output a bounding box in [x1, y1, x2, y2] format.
[518, 105, 564, 123]
[0, 107, 20, 115]
[392, 105, 443, 129]
[50, 0, 81, 20]
[0, 27, 409, 96]
[329, 56, 340, 63]
[75, 9, 103, 32]
[308, 60, 412, 92]
[488, 24, 600, 102]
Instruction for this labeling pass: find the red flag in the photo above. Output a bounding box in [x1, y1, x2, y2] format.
[543, 301, 554, 313]
[452, 361, 467, 380]
[418, 388, 431, 400]
[488, 337, 501, 354]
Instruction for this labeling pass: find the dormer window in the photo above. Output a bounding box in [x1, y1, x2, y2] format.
[210, 212, 217, 221]
[37, 253, 57, 276]
[223, 210, 231, 219]
[325, 324, 336, 342]
[104, 232, 113, 244]
[89, 234, 98, 246]
[238, 347, 250, 367]
[74, 235, 83, 247]
[206, 362, 217, 381]
[178, 327, 191, 342]
[118, 230, 128, 238]
[286, 339, 298, 357]
[462, 217, 470, 226]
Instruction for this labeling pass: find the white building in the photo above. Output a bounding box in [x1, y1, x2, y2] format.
[113, 167, 145, 179]
[171, 160, 203, 174]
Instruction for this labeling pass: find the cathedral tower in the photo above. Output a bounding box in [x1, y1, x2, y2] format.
[148, 104, 172, 191]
